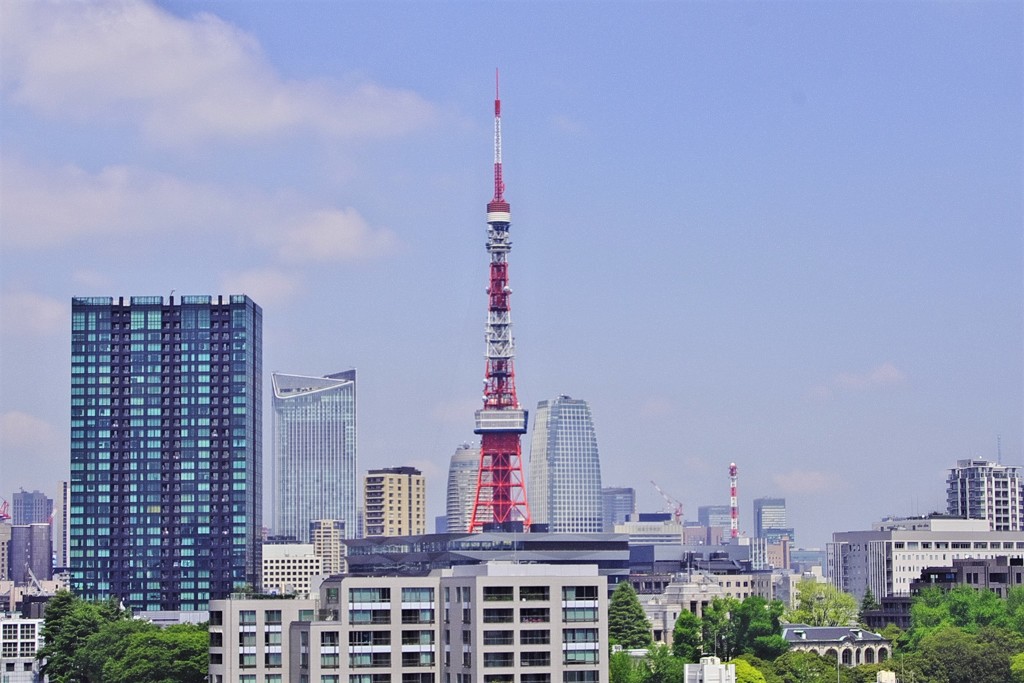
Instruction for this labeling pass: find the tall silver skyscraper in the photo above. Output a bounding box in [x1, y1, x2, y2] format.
[446, 443, 480, 534]
[528, 395, 603, 533]
[273, 371, 357, 542]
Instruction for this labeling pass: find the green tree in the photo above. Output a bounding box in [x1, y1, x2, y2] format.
[732, 596, 788, 659]
[1011, 651, 1024, 683]
[609, 582, 653, 649]
[859, 586, 880, 615]
[646, 643, 684, 683]
[37, 592, 106, 683]
[701, 597, 739, 658]
[610, 650, 650, 683]
[784, 581, 858, 627]
[772, 650, 854, 683]
[910, 623, 1022, 683]
[732, 658, 768, 683]
[671, 610, 702, 662]
[100, 623, 209, 683]
[75, 618, 156, 682]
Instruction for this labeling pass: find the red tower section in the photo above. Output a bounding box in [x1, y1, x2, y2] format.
[468, 72, 532, 532]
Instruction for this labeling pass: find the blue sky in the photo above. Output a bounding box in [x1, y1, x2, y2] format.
[1, 1, 1020, 548]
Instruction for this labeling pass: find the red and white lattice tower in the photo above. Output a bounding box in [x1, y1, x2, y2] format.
[729, 463, 739, 539]
[468, 72, 532, 532]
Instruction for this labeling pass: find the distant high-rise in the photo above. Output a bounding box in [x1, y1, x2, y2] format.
[528, 395, 603, 533]
[9, 523, 51, 585]
[309, 519, 347, 575]
[753, 497, 794, 544]
[54, 482, 70, 569]
[947, 459, 1023, 531]
[364, 467, 426, 537]
[273, 371, 358, 542]
[446, 443, 480, 534]
[12, 490, 52, 526]
[602, 487, 636, 532]
[698, 505, 733, 530]
[70, 294, 262, 612]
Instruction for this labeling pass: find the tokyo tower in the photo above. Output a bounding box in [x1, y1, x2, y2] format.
[468, 72, 532, 532]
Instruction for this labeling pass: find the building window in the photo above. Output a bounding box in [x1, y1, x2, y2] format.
[520, 630, 550, 645]
[483, 586, 514, 602]
[519, 586, 549, 601]
[521, 652, 551, 667]
[483, 652, 514, 668]
[482, 609, 514, 624]
[483, 630, 514, 646]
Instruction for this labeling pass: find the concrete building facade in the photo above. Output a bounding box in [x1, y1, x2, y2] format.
[364, 467, 426, 538]
[209, 563, 607, 683]
[310, 519, 347, 575]
[0, 614, 44, 683]
[828, 516, 1024, 600]
[261, 544, 322, 597]
[946, 459, 1023, 531]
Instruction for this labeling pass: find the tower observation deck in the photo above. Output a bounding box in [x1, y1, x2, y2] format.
[468, 72, 532, 532]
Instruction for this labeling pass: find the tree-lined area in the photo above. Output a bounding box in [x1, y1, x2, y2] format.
[35, 591, 208, 683]
[609, 580, 1024, 683]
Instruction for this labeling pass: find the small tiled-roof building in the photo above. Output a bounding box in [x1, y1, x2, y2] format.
[782, 624, 891, 667]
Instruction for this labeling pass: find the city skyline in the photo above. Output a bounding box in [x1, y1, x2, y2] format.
[0, 1, 1020, 549]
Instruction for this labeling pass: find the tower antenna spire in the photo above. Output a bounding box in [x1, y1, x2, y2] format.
[469, 73, 531, 532]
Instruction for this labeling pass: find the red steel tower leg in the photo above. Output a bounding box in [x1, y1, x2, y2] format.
[468, 71, 532, 532]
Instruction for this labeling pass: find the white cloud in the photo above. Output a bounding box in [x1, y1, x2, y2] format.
[0, 0, 436, 144]
[834, 362, 907, 390]
[275, 209, 401, 264]
[1, 159, 401, 261]
[0, 291, 66, 336]
[551, 114, 585, 135]
[219, 269, 301, 309]
[809, 362, 908, 400]
[771, 469, 839, 495]
[0, 158, 234, 248]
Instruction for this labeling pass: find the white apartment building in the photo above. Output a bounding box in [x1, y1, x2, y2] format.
[262, 543, 323, 597]
[310, 519, 348, 575]
[946, 459, 1023, 531]
[208, 595, 319, 683]
[209, 563, 607, 683]
[1, 614, 45, 683]
[828, 516, 1024, 600]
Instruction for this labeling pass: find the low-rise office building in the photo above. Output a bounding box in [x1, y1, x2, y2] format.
[827, 516, 1024, 600]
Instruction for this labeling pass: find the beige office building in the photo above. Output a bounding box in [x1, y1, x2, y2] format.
[364, 467, 426, 537]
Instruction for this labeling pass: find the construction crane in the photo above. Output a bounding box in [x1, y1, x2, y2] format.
[650, 480, 683, 524]
[0, 499, 9, 522]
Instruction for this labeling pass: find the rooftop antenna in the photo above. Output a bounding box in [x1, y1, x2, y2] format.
[998, 435, 1003, 464]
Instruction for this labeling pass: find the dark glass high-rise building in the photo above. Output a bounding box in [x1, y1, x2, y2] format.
[70, 295, 262, 612]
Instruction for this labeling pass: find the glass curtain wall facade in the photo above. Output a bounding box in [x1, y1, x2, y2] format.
[272, 371, 358, 542]
[528, 395, 603, 533]
[70, 295, 262, 612]
[446, 442, 480, 534]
